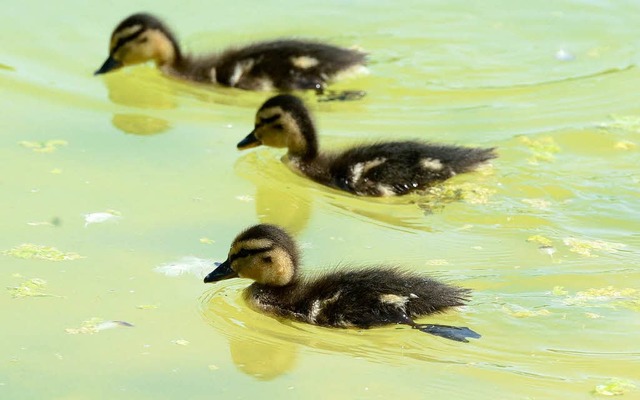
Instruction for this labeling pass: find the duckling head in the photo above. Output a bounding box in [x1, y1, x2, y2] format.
[237, 95, 319, 159]
[95, 13, 180, 75]
[204, 224, 300, 287]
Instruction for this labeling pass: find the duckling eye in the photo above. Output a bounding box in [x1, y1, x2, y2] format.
[230, 246, 274, 262]
[136, 37, 149, 44]
[272, 123, 284, 130]
[262, 256, 272, 263]
[260, 114, 281, 124]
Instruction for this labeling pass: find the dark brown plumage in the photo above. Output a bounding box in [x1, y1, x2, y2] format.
[237, 94, 498, 196]
[95, 13, 367, 92]
[204, 224, 480, 342]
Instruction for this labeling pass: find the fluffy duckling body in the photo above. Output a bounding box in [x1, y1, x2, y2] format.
[204, 224, 480, 342]
[95, 13, 367, 92]
[238, 95, 497, 196]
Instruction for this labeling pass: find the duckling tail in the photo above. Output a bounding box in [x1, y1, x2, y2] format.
[449, 147, 497, 174]
[413, 323, 481, 343]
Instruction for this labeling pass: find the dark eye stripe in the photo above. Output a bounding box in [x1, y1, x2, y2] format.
[260, 114, 281, 124]
[111, 29, 145, 54]
[229, 246, 273, 262]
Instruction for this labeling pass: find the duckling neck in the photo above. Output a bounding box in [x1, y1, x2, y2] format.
[288, 123, 319, 162]
[147, 29, 182, 69]
[247, 278, 304, 306]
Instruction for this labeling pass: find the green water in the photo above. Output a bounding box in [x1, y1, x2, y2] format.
[2, 0, 640, 398]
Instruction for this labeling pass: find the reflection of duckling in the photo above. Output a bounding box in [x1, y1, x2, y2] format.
[95, 13, 367, 93]
[204, 224, 480, 342]
[238, 95, 497, 196]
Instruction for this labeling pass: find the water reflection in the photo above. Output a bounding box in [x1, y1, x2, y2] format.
[229, 337, 298, 381]
[253, 184, 312, 235]
[112, 113, 171, 135]
[99, 68, 267, 135]
[199, 281, 480, 381]
[234, 151, 313, 235]
[102, 70, 177, 109]
[233, 144, 498, 234]
[100, 70, 175, 135]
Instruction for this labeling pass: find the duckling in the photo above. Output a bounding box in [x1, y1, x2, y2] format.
[237, 94, 497, 196]
[95, 13, 367, 93]
[204, 224, 480, 342]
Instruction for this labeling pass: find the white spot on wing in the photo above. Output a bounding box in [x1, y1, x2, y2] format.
[290, 56, 319, 69]
[421, 158, 443, 171]
[379, 293, 411, 313]
[376, 184, 396, 197]
[229, 59, 255, 87]
[309, 300, 321, 323]
[350, 163, 364, 184]
[256, 77, 274, 91]
[308, 291, 342, 324]
[380, 294, 409, 308]
[350, 158, 386, 185]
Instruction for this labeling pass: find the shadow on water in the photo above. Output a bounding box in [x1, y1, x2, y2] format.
[234, 149, 498, 234]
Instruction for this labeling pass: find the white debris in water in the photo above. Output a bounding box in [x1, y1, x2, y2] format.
[555, 48, 575, 61]
[154, 257, 218, 279]
[538, 245, 556, 257]
[95, 320, 134, 331]
[84, 211, 121, 227]
[235, 195, 254, 202]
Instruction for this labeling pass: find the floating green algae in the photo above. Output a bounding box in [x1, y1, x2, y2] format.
[415, 182, 496, 213]
[594, 378, 636, 396]
[19, 139, 68, 153]
[521, 198, 552, 210]
[601, 115, 640, 134]
[502, 304, 551, 318]
[527, 235, 553, 246]
[563, 286, 639, 311]
[613, 140, 637, 151]
[2, 244, 83, 261]
[563, 237, 626, 257]
[519, 136, 560, 164]
[7, 276, 59, 298]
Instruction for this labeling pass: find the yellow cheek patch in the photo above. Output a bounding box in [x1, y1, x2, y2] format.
[279, 113, 303, 151]
[261, 247, 294, 286]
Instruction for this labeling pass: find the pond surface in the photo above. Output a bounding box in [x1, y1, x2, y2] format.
[2, 0, 639, 398]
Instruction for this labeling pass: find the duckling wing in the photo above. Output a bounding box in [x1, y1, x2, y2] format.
[214, 40, 366, 91]
[329, 141, 496, 196]
[300, 267, 470, 329]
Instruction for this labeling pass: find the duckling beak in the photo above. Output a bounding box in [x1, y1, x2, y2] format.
[204, 259, 238, 283]
[94, 56, 122, 75]
[237, 130, 262, 150]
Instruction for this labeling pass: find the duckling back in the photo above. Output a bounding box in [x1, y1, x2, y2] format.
[329, 141, 497, 196]
[213, 40, 367, 91]
[294, 267, 470, 328]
